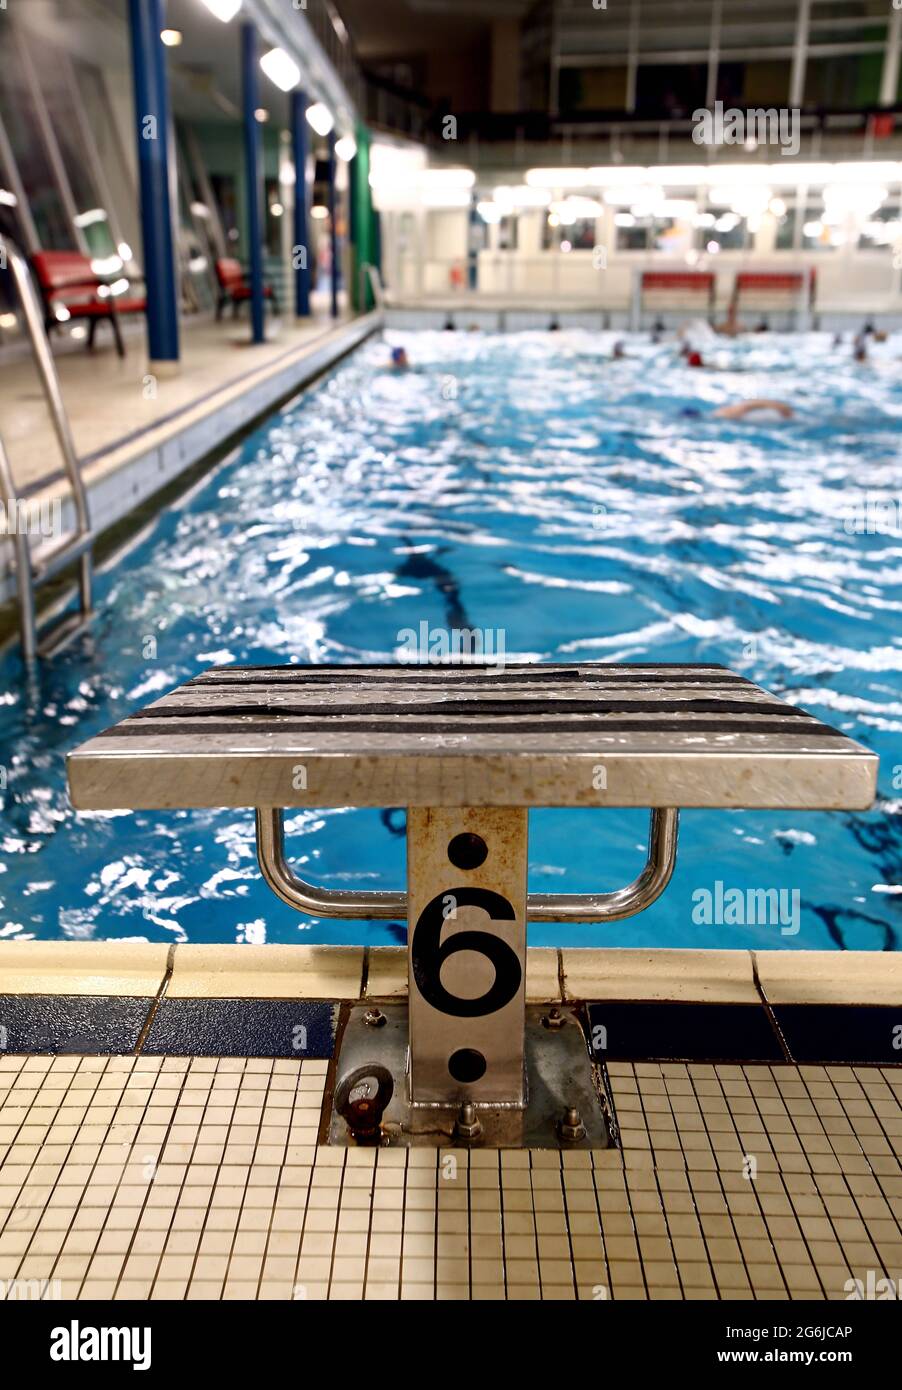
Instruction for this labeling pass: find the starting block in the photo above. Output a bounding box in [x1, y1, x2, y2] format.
[67, 662, 876, 1148]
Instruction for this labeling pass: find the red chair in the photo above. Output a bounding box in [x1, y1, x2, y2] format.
[215, 257, 278, 320]
[31, 251, 146, 358]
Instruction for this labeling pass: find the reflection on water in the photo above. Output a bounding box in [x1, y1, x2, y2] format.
[1, 329, 901, 950]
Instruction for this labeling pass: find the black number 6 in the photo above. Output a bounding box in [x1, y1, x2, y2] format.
[411, 887, 522, 1018]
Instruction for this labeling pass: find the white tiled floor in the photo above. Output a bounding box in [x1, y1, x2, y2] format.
[0, 1054, 899, 1301]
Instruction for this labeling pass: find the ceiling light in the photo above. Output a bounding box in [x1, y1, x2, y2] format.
[0, 313, 17, 329]
[334, 134, 357, 162]
[260, 47, 300, 93]
[305, 102, 334, 136]
[73, 208, 107, 228]
[254, 108, 269, 123]
[493, 185, 550, 209]
[160, 29, 182, 46]
[269, 201, 284, 217]
[117, 242, 133, 260]
[477, 200, 503, 224]
[0, 189, 17, 207]
[199, 0, 242, 21]
[310, 205, 329, 220]
[525, 168, 591, 188]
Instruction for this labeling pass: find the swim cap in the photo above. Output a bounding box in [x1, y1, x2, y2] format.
[680, 407, 702, 418]
[687, 351, 704, 368]
[391, 347, 405, 364]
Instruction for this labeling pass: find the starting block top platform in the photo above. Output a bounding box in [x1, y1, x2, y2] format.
[66, 662, 877, 812]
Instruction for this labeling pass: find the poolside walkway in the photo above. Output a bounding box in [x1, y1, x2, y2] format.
[1, 296, 351, 498]
[0, 945, 899, 1300]
[0, 1054, 898, 1301]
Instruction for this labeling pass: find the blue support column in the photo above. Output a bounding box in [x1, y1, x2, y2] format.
[241, 22, 266, 344]
[128, 0, 179, 368]
[291, 91, 311, 318]
[327, 133, 338, 319]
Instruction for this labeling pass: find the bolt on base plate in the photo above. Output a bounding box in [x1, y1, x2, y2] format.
[322, 1004, 614, 1150]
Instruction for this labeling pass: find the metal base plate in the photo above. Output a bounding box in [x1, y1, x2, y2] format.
[323, 1004, 614, 1149]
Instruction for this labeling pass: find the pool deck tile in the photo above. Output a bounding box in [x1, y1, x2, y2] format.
[0, 1055, 897, 1302]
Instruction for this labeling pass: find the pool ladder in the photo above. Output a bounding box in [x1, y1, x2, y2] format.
[359, 261, 386, 311]
[0, 235, 93, 664]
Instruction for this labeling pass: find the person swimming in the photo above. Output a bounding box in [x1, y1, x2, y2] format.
[680, 398, 794, 420]
[390, 346, 410, 369]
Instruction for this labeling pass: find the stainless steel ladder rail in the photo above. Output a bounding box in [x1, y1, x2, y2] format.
[359, 261, 386, 311]
[0, 234, 93, 663]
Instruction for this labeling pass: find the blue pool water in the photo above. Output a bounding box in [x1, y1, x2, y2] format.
[1, 328, 901, 951]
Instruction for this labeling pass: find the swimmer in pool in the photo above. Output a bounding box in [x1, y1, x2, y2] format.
[680, 399, 794, 421]
[389, 346, 410, 369]
[612, 340, 627, 359]
[713, 399, 794, 420]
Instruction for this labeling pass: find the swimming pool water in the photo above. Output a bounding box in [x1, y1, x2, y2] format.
[1, 328, 901, 951]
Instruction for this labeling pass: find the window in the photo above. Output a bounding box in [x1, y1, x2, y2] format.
[801, 205, 837, 252]
[697, 211, 747, 253]
[858, 204, 902, 253]
[0, 62, 74, 249]
[497, 214, 518, 252]
[543, 217, 596, 251]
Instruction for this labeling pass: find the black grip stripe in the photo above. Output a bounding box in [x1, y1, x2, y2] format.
[127, 698, 811, 721]
[96, 717, 850, 739]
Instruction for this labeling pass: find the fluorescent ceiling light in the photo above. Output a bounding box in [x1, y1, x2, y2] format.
[549, 196, 603, 222]
[260, 47, 300, 93]
[525, 168, 591, 188]
[588, 166, 651, 185]
[310, 205, 329, 220]
[334, 134, 357, 162]
[421, 168, 475, 189]
[254, 108, 269, 123]
[477, 200, 503, 224]
[0, 189, 17, 207]
[73, 208, 107, 228]
[421, 187, 471, 208]
[160, 29, 182, 46]
[199, 0, 242, 21]
[306, 102, 334, 136]
[493, 185, 550, 209]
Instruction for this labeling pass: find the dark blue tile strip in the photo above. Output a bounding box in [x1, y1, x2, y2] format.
[587, 1001, 785, 1063]
[773, 1005, 902, 1066]
[141, 998, 336, 1058]
[0, 996, 150, 1055]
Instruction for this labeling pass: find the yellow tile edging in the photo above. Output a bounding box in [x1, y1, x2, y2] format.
[0, 942, 898, 1006]
[561, 947, 760, 1004]
[754, 948, 902, 1005]
[166, 944, 364, 999]
[0, 941, 169, 996]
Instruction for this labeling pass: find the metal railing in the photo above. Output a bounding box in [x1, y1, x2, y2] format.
[358, 261, 387, 310]
[0, 235, 93, 663]
[256, 806, 679, 923]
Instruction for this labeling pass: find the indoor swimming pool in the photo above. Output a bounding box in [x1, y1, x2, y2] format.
[1, 327, 900, 951]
